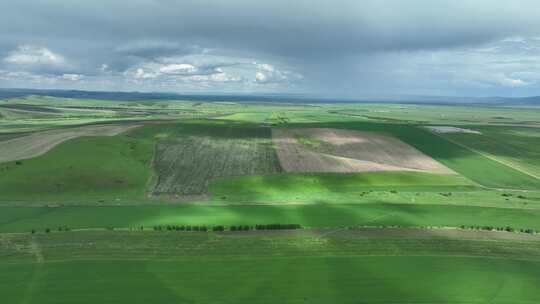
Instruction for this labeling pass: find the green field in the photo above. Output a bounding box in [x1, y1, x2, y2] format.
[2, 229, 540, 303]
[0, 134, 154, 203]
[1, 96, 540, 303]
[3, 203, 540, 233]
[438, 125, 540, 178]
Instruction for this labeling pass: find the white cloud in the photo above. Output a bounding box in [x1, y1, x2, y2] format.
[0, 48, 302, 92]
[254, 62, 302, 84]
[4, 45, 65, 66]
[255, 72, 267, 82]
[61, 73, 82, 81]
[159, 63, 197, 74]
[133, 68, 158, 79]
[258, 63, 275, 72]
[499, 77, 528, 87]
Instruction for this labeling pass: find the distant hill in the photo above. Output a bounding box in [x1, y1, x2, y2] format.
[1, 88, 540, 105]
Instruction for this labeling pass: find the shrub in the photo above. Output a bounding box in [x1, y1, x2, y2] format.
[255, 224, 302, 230]
[213, 225, 225, 232]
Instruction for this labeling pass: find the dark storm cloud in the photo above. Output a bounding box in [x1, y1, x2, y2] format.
[1, 0, 540, 95]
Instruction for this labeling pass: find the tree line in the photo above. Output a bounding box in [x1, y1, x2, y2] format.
[152, 224, 302, 232]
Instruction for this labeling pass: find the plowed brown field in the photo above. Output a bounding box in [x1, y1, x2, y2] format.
[272, 128, 453, 174]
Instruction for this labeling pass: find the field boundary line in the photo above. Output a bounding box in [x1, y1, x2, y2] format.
[23, 236, 44, 263]
[145, 140, 159, 198]
[4, 253, 540, 266]
[427, 130, 540, 182]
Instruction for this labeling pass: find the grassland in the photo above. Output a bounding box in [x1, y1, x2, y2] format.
[436, 125, 540, 178]
[2, 229, 540, 303]
[0, 133, 154, 203]
[1, 96, 540, 303]
[210, 171, 475, 199]
[3, 203, 540, 233]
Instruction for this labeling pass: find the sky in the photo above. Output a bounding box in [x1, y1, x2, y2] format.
[1, 0, 540, 98]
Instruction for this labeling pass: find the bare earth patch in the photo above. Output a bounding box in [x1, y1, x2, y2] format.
[425, 126, 481, 134]
[272, 128, 453, 174]
[0, 124, 141, 163]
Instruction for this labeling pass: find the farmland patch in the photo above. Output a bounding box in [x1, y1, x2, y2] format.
[151, 126, 281, 196]
[0, 123, 141, 163]
[272, 128, 453, 174]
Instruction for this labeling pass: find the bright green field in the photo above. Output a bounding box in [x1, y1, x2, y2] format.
[3, 203, 540, 233]
[2, 230, 540, 303]
[0, 135, 155, 202]
[439, 125, 540, 178]
[210, 171, 475, 199]
[5, 257, 539, 304]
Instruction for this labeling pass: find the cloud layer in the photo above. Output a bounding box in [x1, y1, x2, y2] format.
[1, 1, 540, 96]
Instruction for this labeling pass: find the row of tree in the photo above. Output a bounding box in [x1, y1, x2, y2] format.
[31, 226, 71, 234]
[459, 225, 538, 234]
[151, 224, 303, 232]
[153, 225, 209, 232]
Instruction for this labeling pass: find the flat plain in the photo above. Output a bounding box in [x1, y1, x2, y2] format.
[1, 95, 540, 303]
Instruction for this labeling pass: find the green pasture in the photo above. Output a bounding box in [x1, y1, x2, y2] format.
[2, 230, 540, 304]
[440, 125, 540, 178]
[0, 134, 154, 202]
[4, 257, 539, 304]
[2, 203, 540, 233]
